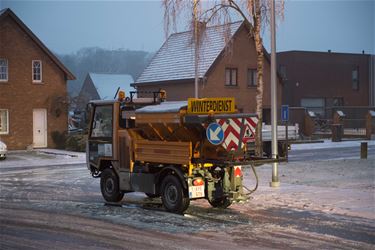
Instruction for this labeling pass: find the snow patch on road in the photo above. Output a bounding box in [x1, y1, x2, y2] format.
[1, 149, 86, 168]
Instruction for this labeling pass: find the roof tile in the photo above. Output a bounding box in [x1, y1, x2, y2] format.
[135, 21, 242, 84]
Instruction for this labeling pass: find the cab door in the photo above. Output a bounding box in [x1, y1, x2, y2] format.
[88, 104, 113, 168]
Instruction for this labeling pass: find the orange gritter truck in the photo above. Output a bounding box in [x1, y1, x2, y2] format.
[87, 91, 259, 213]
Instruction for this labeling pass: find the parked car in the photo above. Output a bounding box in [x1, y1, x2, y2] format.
[0, 140, 7, 160]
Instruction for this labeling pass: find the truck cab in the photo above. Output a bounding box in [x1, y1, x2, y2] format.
[87, 91, 258, 213]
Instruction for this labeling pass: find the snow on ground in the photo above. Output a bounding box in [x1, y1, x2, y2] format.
[0, 142, 374, 249]
[1, 141, 374, 221]
[243, 158, 375, 220]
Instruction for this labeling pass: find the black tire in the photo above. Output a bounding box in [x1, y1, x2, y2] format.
[208, 197, 232, 209]
[145, 193, 160, 199]
[161, 175, 190, 214]
[100, 168, 124, 202]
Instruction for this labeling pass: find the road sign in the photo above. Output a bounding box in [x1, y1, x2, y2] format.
[187, 97, 235, 114]
[206, 123, 224, 145]
[281, 105, 289, 122]
[216, 117, 258, 151]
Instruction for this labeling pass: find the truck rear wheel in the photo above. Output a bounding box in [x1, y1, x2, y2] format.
[208, 197, 232, 209]
[161, 175, 189, 214]
[100, 168, 124, 202]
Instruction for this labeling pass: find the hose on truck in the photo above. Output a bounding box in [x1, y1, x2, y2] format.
[241, 157, 284, 197]
[243, 163, 259, 196]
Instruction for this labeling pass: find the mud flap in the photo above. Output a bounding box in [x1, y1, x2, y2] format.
[228, 166, 247, 202]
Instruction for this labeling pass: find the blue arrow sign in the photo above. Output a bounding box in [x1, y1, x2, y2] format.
[206, 123, 224, 145]
[281, 105, 289, 122]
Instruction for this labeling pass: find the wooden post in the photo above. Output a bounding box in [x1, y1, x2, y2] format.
[361, 142, 368, 159]
[304, 111, 316, 137]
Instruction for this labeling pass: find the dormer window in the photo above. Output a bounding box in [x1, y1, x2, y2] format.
[32, 60, 42, 83]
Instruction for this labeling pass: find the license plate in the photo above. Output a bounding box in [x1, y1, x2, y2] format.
[189, 185, 205, 199]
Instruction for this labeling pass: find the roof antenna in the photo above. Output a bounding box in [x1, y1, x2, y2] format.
[114, 87, 120, 99]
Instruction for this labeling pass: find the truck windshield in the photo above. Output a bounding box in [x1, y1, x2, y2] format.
[91, 105, 113, 138]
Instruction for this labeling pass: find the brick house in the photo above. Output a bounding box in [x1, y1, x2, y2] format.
[277, 51, 375, 115]
[132, 21, 282, 116]
[0, 8, 75, 150]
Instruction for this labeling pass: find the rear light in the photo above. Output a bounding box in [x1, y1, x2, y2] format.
[193, 178, 204, 186]
[234, 166, 242, 177]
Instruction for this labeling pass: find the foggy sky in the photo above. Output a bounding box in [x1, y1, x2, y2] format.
[1, 0, 374, 55]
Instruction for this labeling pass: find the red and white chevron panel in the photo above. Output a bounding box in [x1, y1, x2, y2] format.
[216, 117, 258, 151]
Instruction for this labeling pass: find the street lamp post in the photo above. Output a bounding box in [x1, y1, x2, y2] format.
[270, 0, 280, 187]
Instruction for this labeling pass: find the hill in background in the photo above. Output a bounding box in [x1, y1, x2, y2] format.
[57, 47, 152, 97]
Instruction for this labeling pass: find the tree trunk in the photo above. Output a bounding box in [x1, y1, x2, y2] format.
[254, 2, 264, 157]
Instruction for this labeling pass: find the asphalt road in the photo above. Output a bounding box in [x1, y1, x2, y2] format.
[289, 143, 375, 162]
[0, 145, 374, 249]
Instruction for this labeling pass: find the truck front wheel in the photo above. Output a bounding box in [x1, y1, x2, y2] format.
[100, 168, 124, 202]
[161, 175, 189, 214]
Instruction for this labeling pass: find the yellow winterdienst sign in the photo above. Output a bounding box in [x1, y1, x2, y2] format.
[187, 97, 236, 114]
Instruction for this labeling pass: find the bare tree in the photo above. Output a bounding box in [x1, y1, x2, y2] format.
[163, 0, 284, 156]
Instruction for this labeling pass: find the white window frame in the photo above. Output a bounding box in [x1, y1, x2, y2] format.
[0, 58, 8, 82]
[32, 60, 42, 83]
[0, 109, 9, 135]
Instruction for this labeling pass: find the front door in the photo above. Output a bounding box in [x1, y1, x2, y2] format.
[33, 109, 47, 148]
[88, 105, 113, 167]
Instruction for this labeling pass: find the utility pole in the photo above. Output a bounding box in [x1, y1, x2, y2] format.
[194, 0, 199, 98]
[270, 0, 280, 187]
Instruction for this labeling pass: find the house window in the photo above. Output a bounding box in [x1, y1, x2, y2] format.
[32, 60, 42, 83]
[352, 68, 359, 90]
[301, 98, 325, 116]
[0, 109, 9, 134]
[225, 68, 237, 86]
[0, 59, 8, 82]
[279, 65, 287, 80]
[247, 68, 257, 87]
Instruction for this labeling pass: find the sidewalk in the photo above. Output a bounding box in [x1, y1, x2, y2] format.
[0, 149, 86, 168]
